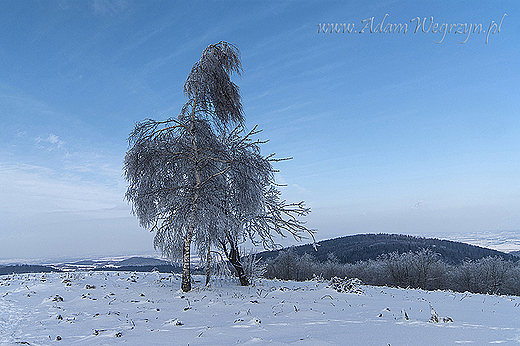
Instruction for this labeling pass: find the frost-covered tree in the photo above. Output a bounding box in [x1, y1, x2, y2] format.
[124, 42, 315, 292]
[124, 42, 244, 292]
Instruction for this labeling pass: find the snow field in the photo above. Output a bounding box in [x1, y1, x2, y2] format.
[1, 271, 520, 345]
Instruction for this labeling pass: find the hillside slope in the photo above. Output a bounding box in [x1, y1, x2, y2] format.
[258, 234, 518, 265]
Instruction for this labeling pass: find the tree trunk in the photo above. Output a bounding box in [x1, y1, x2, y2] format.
[205, 246, 211, 286]
[181, 222, 194, 292]
[181, 98, 200, 293]
[228, 243, 249, 286]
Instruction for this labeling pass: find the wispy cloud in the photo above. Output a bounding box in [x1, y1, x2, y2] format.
[411, 200, 429, 210]
[16, 130, 28, 138]
[90, 0, 132, 17]
[0, 163, 123, 214]
[35, 133, 66, 150]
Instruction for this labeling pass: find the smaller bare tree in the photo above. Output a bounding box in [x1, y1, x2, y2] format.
[209, 125, 315, 286]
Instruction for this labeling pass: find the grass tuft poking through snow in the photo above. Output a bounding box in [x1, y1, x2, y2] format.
[1, 271, 520, 345]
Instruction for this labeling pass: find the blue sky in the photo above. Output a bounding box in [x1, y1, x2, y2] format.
[1, 1, 519, 261]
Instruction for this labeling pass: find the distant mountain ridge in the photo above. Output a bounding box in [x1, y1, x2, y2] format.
[0, 257, 181, 275]
[3, 236, 517, 276]
[62, 256, 172, 269]
[257, 234, 519, 265]
[0, 265, 57, 275]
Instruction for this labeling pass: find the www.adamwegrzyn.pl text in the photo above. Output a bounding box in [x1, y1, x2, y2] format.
[318, 14, 507, 44]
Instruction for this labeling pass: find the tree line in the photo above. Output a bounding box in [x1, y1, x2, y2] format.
[263, 247, 520, 296]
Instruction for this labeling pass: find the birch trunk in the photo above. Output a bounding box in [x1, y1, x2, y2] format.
[205, 246, 211, 286]
[181, 220, 194, 292]
[181, 98, 200, 292]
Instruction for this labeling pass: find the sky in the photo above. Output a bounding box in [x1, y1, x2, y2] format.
[1, 1, 519, 262]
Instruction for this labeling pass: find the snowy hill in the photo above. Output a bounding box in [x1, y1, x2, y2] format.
[1, 271, 520, 345]
[257, 234, 518, 265]
[117, 257, 171, 267]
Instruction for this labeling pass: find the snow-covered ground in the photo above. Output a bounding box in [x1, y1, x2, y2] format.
[1, 271, 520, 345]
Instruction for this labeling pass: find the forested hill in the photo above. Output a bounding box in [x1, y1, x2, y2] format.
[257, 234, 518, 265]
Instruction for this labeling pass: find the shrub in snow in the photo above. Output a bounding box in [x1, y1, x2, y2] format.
[167, 318, 184, 326]
[311, 273, 326, 282]
[448, 256, 517, 295]
[428, 305, 453, 323]
[379, 248, 447, 290]
[242, 251, 267, 285]
[327, 277, 363, 294]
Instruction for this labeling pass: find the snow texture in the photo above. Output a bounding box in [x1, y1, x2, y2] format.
[1, 271, 520, 345]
